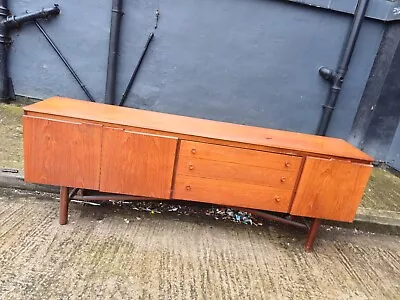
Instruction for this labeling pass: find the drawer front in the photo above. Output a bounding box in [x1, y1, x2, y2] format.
[176, 156, 297, 189]
[100, 127, 178, 199]
[179, 141, 301, 171]
[23, 116, 102, 189]
[173, 141, 302, 212]
[173, 176, 293, 212]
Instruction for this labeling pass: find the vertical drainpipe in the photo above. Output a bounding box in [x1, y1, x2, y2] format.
[0, 0, 10, 102]
[0, 3, 60, 103]
[105, 0, 123, 105]
[317, 0, 370, 136]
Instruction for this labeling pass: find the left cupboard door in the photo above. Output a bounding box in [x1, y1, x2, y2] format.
[23, 116, 103, 189]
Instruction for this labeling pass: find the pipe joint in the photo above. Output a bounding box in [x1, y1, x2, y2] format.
[0, 33, 11, 44]
[111, 8, 124, 15]
[322, 104, 335, 111]
[318, 66, 335, 82]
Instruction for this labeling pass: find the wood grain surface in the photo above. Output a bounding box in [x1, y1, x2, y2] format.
[176, 156, 298, 189]
[173, 175, 293, 212]
[23, 97, 374, 162]
[23, 116, 102, 189]
[290, 157, 373, 222]
[99, 127, 178, 199]
[179, 141, 302, 171]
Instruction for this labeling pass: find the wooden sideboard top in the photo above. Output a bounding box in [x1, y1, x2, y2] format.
[24, 97, 374, 163]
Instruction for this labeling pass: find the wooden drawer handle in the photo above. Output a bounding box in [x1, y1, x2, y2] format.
[280, 176, 286, 183]
[191, 148, 196, 154]
[189, 164, 194, 170]
[275, 196, 280, 203]
[285, 162, 291, 168]
[186, 185, 191, 191]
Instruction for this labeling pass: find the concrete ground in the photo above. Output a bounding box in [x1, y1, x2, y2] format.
[0, 188, 399, 300]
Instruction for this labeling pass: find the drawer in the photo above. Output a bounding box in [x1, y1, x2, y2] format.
[173, 175, 293, 212]
[173, 141, 302, 212]
[179, 141, 301, 171]
[176, 156, 297, 189]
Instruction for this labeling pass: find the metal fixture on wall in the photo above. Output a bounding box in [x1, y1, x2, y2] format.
[119, 10, 159, 107]
[35, 21, 95, 102]
[316, 0, 370, 136]
[0, 2, 60, 103]
[119, 32, 154, 107]
[105, 0, 123, 105]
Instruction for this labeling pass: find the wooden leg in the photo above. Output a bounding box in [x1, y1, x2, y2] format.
[59, 186, 69, 225]
[304, 218, 321, 252]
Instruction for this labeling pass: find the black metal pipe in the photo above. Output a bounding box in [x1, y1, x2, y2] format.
[105, 0, 123, 105]
[316, 0, 370, 136]
[35, 21, 95, 102]
[4, 5, 60, 28]
[0, 3, 60, 103]
[119, 32, 154, 106]
[0, 0, 10, 102]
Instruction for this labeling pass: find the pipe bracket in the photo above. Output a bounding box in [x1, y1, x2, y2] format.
[0, 33, 11, 45]
[322, 104, 335, 110]
[111, 9, 124, 15]
[0, 6, 9, 18]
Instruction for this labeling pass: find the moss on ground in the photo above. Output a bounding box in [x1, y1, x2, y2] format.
[0, 103, 24, 169]
[362, 167, 400, 211]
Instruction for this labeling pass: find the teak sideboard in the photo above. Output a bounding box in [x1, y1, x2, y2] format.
[23, 97, 374, 251]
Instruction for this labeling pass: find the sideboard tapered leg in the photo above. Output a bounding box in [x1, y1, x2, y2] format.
[305, 218, 321, 252]
[59, 186, 69, 225]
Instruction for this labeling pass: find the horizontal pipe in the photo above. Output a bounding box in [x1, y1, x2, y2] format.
[4, 5, 60, 28]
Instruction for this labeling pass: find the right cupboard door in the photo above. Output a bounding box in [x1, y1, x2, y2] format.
[290, 157, 372, 222]
[100, 127, 178, 199]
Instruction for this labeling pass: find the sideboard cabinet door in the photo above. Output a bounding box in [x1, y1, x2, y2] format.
[23, 116, 102, 189]
[290, 157, 372, 222]
[99, 127, 178, 199]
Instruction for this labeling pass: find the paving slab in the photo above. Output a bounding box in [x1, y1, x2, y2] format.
[0, 188, 399, 300]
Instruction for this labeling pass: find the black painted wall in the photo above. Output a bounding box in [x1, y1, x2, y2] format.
[11, 0, 399, 164]
[350, 22, 400, 167]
